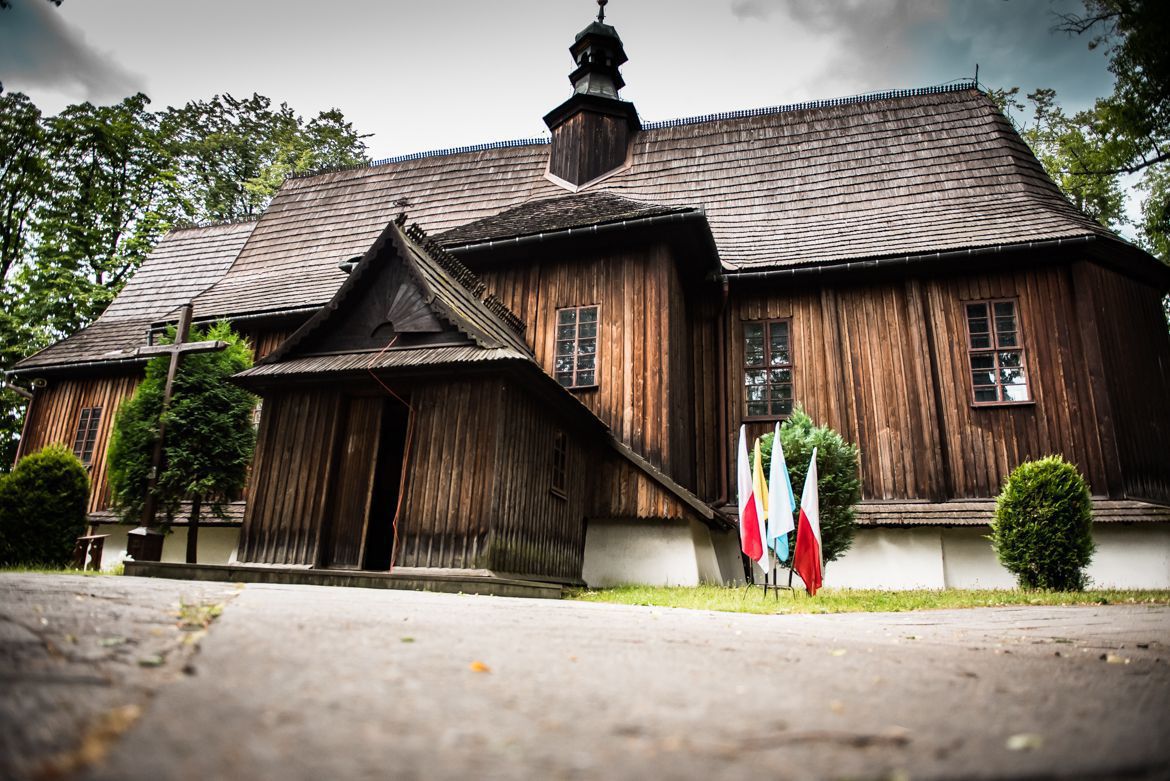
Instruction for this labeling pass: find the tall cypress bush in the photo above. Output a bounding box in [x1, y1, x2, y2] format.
[107, 321, 256, 526]
[0, 444, 89, 566]
[759, 407, 862, 565]
[991, 455, 1094, 591]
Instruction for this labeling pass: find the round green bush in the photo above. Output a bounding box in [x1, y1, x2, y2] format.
[0, 444, 90, 566]
[991, 455, 1094, 591]
[759, 406, 862, 565]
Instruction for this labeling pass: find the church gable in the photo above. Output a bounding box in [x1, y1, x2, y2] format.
[262, 217, 529, 366]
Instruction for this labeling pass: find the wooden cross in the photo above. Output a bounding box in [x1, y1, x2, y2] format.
[134, 303, 228, 535]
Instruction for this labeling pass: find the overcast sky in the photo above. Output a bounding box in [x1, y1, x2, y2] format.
[1, 0, 1114, 161]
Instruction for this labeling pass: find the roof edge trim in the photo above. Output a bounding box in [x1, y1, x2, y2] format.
[641, 81, 980, 131]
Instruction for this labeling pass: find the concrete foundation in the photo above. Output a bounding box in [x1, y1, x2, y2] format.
[828, 524, 1170, 590]
[91, 523, 240, 570]
[582, 518, 743, 587]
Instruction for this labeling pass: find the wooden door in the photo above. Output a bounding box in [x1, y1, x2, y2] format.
[324, 397, 383, 569]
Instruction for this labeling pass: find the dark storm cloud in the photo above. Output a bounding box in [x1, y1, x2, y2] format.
[0, 0, 142, 99]
[726, 0, 1112, 111]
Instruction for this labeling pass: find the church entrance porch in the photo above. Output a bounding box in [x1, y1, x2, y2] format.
[321, 395, 410, 572]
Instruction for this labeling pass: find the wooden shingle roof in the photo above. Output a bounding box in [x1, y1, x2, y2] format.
[190, 86, 1113, 319]
[436, 192, 694, 247]
[11, 221, 255, 374]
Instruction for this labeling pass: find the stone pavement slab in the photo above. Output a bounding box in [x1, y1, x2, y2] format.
[0, 574, 242, 780]
[3, 575, 1169, 780]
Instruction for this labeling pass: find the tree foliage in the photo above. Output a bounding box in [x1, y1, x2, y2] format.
[993, 2, 1169, 265]
[0, 443, 88, 566]
[758, 407, 862, 565]
[107, 322, 256, 524]
[991, 456, 1095, 591]
[0, 90, 368, 471]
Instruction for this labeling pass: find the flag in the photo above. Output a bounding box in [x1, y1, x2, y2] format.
[792, 447, 823, 596]
[765, 423, 796, 561]
[736, 425, 764, 565]
[751, 438, 771, 574]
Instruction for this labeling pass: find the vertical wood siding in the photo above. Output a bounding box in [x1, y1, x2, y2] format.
[238, 389, 343, 565]
[482, 383, 590, 581]
[478, 242, 694, 486]
[1076, 261, 1170, 502]
[590, 456, 692, 521]
[548, 111, 631, 187]
[248, 327, 297, 361]
[721, 264, 1122, 502]
[16, 374, 140, 514]
[394, 380, 500, 569]
[324, 397, 383, 568]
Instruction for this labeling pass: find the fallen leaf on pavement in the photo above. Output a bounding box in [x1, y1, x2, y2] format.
[470, 660, 491, 673]
[1006, 733, 1044, 751]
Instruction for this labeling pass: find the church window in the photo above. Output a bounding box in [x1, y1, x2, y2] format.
[743, 319, 793, 419]
[71, 406, 102, 466]
[965, 299, 1030, 404]
[551, 430, 568, 498]
[554, 305, 599, 388]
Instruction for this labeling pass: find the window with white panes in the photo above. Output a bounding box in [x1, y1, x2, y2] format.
[554, 305, 599, 389]
[743, 319, 794, 418]
[964, 299, 1030, 404]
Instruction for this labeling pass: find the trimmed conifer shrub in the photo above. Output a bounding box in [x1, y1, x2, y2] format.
[759, 407, 861, 565]
[0, 444, 90, 566]
[107, 321, 256, 524]
[991, 455, 1094, 591]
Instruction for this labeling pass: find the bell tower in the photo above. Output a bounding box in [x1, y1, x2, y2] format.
[543, 0, 640, 189]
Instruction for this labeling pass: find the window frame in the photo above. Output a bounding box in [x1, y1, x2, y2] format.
[963, 297, 1033, 407]
[551, 430, 568, 500]
[554, 304, 601, 391]
[742, 317, 795, 421]
[71, 406, 102, 467]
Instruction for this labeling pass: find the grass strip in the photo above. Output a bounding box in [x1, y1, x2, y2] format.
[567, 585, 1170, 615]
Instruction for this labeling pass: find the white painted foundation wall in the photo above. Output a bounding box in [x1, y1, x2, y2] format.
[583, 519, 1170, 590]
[90, 523, 239, 571]
[815, 524, 1170, 590]
[582, 518, 743, 587]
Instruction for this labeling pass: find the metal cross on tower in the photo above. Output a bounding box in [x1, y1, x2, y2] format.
[130, 303, 228, 561]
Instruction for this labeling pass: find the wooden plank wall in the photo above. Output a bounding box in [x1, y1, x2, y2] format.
[590, 455, 692, 521]
[1077, 261, 1170, 502]
[238, 388, 343, 565]
[394, 380, 501, 569]
[248, 327, 297, 361]
[16, 374, 140, 513]
[483, 383, 591, 581]
[478, 241, 694, 487]
[323, 397, 383, 569]
[924, 266, 1109, 498]
[548, 111, 631, 187]
[721, 264, 1117, 502]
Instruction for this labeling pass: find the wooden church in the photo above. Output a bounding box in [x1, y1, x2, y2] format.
[10, 6, 1170, 590]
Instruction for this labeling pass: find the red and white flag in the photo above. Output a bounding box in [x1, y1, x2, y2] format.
[736, 425, 765, 569]
[792, 447, 823, 595]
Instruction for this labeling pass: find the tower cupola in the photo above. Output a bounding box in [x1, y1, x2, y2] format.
[543, 0, 640, 190]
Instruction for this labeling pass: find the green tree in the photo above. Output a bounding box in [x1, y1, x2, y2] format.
[758, 407, 862, 566]
[0, 443, 88, 567]
[163, 93, 369, 222]
[106, 322, 256, 562]
[0, 92, 47, 287]
[20, 94, 185, 340]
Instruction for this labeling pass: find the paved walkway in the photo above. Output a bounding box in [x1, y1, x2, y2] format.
[2, 574, 1168, 780]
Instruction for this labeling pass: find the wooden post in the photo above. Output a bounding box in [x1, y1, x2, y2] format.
[132, 304, 229, 562]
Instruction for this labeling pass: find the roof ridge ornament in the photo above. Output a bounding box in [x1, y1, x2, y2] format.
[597, 0, 607, 23]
